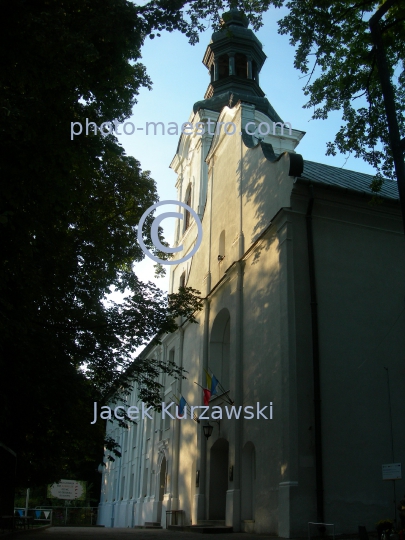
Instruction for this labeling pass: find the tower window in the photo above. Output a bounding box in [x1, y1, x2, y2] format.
[235, 53, 247, 78]
[185, 187, 192, 230]
[218, 54, 229, 80]
[179, 271, 185, 289]
[252, 61, 258, 81]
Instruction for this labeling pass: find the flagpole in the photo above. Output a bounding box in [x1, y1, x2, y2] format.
[194, 381, 234, 405]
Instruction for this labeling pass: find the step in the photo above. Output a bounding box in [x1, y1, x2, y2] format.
[197, 520, 226, 526]
[241, 520, 255, 533]
[189, 526, 233, 534]
[134, 523, 163, 529]
[168, 525, 189, 531]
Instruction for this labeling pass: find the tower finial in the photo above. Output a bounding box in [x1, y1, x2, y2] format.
[220, 9, 249, 28]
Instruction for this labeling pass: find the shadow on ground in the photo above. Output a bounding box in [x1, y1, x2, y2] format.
[12, 527, 279, 540]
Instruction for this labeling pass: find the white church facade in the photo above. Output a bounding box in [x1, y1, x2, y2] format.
[97, 10, 405, 536]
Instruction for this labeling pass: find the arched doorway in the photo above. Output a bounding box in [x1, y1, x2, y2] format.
[241, 442, 255, 520]
[209, 308, 230, 392]
[209, 438, 229, 519]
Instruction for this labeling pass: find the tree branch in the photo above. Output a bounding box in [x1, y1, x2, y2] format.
[369, 0, 399, 27]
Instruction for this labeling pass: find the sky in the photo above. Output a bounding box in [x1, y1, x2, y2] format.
[112, 6, 378, 294]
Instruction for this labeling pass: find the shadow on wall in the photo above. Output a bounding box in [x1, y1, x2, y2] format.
[239, 146, 290, 245]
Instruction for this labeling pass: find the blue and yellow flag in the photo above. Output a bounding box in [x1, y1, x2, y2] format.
[178, 396, 187, 416]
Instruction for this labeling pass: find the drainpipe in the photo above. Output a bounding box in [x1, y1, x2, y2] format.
[232, 259, 243, 531]
[306, 184, 324, 522]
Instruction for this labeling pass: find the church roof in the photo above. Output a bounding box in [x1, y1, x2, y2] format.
[299, 160, 399, 201]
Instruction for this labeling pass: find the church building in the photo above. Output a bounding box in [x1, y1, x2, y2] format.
[97, 10, 405, 536]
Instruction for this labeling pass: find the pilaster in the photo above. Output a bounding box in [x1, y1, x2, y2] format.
[276, 215, 299, 538]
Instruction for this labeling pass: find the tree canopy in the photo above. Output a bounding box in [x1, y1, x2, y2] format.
[0, 0, 206, 487]
[274, 0, 405, 220]
[1, 0, 281, 489]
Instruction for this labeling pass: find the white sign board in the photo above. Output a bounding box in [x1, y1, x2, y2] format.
[48, 479, 84, 500]
[382, 463, 402, 480]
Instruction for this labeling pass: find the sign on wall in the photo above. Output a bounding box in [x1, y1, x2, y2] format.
[382, 463, 402, 480]
[47, 479, 86, 500]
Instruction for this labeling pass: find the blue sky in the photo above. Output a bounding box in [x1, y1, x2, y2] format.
[113, 6, 377, 291]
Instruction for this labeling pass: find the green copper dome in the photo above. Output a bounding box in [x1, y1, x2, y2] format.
[193, 10, 283, 123]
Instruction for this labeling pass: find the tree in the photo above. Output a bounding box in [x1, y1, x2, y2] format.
[369, 0, 405, 229]
[0, 0, 208, 487]
[274, 1, 405, 227]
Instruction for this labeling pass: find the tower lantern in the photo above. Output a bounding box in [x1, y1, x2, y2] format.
[194, 8, 283, 123]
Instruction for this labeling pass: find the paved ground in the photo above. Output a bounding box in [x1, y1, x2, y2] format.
[13, 528, 279, 540]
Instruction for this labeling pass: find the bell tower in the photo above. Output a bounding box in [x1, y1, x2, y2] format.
[170, 9, 304, 294]
[194, 8, 284, 123]
[204, 10, 265, 98]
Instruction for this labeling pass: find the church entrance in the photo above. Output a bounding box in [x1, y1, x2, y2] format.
[208, 438, 229, 519]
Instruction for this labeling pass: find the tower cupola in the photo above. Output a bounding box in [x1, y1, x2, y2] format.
[193, 9, 283, 123]
[203, 9, 266, 99]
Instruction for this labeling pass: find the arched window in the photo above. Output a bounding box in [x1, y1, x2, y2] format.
[218, 230, 225, 262]
[209, 308, 230, 392]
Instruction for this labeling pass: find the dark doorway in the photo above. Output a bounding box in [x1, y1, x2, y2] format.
[209, 438, 229, 519]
